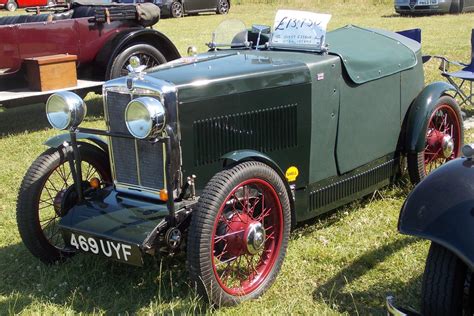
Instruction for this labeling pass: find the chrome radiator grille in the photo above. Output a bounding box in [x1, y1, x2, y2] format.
[105, 91, 165, 194]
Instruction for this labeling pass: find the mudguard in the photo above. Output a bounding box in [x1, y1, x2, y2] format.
[398, 157, 474, 269]
[405, 81, 456, 153]
[105, 28, 180, 78]
[44, 132, 108, 153]
[94, 28, 180, 79]
[221, 150, 295, 226]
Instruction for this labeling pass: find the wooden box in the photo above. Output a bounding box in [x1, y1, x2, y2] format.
[24, 54, 77, 92]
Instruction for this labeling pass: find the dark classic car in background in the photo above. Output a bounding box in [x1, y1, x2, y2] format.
[387, 144, 474, 316]
[0, 1, 180, 107]
[155, 0, 230, 18]
[117, 0, 230, 17]
[395, 0, 474, 14]
[15, 12, 464, 306]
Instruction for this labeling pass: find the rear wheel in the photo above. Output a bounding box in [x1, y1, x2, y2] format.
[6, 0, 17, 11]
[109, 43, 167, 79]
[187, 162, 291, 306]
[171, 1, 183, 18]
[421, 242, 474, 315]
[216, 0, 229, 14]
[407, 96, 463, 184]
[16, 143, 111, 264]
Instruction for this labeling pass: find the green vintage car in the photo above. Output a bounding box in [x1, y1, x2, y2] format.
[16, 15, 463, 306]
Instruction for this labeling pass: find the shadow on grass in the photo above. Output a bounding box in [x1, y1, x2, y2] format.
[0, 242, 205, 314]
[312, 236, 421, 315]
[0, 94, 104, 138]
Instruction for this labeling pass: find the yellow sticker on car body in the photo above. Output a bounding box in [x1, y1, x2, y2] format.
[285, 166, 299, 182]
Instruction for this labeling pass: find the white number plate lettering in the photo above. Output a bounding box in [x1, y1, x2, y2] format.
[69, 233, 136, 264]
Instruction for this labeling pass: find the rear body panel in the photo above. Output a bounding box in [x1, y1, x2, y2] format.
[0, 17, 135, 76]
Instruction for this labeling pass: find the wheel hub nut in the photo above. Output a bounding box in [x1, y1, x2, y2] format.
[442, 134, 454, 158]
[246, 222, 266, 255]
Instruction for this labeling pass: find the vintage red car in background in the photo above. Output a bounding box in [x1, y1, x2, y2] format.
[0, 0, 54, 12]
[0, 1, 180, 107]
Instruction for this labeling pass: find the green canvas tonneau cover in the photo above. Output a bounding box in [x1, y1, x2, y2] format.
[326, 25, 420, 84]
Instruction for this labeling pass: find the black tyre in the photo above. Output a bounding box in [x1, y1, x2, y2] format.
[407, 96, 463, 184]
[17, 143, 111, 264]
[109, 43, 167, 79]
[170, 1, 183, 18]
[6, 0, 18, 11]
[421, 242, 474, 315]
[187, 161, 291, 306]
[216, 0, 229, 15]
[450, 0, 463, 13]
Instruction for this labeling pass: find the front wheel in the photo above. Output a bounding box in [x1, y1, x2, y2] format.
[170, 1, 183, 18]
[407, 96, 463, 184]
[187, 161, 291, 306]
[6, 0, 18, 11]
[421, 242, 474, 315]
[16, 143, 111, 264]
[109, 43, 167, 79]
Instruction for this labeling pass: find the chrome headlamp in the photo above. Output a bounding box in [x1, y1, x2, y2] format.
[45, 91, 87, 130]
[125, 97, 166, 139]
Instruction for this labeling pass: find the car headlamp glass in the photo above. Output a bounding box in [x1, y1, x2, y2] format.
[125, 97, 166, 139]
[45, 92, 87, 130]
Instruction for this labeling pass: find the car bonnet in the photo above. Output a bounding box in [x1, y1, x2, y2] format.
[146, 51, 314, 103]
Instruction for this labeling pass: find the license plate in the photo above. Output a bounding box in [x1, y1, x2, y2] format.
[67, 232, 144, 266]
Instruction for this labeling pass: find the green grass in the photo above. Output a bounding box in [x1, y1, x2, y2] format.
[1, 2, 474, 314]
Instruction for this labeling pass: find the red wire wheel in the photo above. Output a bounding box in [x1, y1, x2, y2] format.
[408, 96, 463, 184]
[17, 143, 111, 264]
[187, 161, 291, 306]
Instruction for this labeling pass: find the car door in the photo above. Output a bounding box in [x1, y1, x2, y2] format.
[184, 0, 215, 12]
[0, 25, 21, 77]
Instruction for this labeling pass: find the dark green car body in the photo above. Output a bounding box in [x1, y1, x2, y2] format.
[44, 25, 454, 266]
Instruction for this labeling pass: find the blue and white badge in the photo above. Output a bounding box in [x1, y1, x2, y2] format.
[270, 10, 332, 52]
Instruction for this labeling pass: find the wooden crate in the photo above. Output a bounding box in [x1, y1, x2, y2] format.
[24, 54, 78, 92]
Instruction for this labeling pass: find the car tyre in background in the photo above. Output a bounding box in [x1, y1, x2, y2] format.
[187, 161, 291, 306]
[109, 43, 167, 79]
[171, 1, 183, 18]
[407, 95, 463, 184]
[216, 0, 229, 14]
[6, 0, 18, 11]
[450, 0, 464, 13]
[421, 242, 474, 315]
[16, 143, 111, 264]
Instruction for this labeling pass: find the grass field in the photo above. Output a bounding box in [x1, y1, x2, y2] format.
[1, 1, 474, 314]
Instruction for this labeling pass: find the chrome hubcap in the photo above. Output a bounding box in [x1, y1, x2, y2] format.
[245, 222, 266, 255]
[442, 134, 454, 158]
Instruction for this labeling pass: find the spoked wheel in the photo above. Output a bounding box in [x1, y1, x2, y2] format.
[216, 0, 229, 14]
[421, 242, 474, 316]
[408, 96, 463, 184]
[171, 1, 183, 18]
[16, 143, 111, 264]
[109, 43, 167, 79]
[187, 162, 291, 306]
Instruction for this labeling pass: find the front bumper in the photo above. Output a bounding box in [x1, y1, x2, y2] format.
[157, 4, 171, 16]
[58, 187, 171, 266]
[395, 2, 451, 14]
